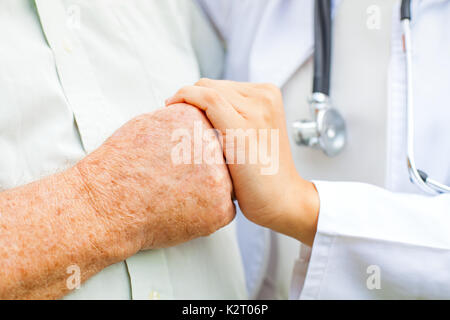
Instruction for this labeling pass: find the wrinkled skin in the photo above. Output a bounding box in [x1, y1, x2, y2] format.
[0, 103, 235, 300]
[77, 103, 235, 251]
[166, 80, 320, 246]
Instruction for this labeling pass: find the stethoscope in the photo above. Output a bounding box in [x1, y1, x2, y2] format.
[292, 0, 450, 194]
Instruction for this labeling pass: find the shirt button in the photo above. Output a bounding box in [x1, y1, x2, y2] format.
[63, 39, 73, 53]
[148, 290, 161, 300]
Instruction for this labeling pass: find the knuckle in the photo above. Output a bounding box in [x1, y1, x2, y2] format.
[203, 88, 221, 106]
[212, 207, 234, 232]
[261, 108, 272, 122]
[204, 215, 223, 236]
[264, 82, 281, 93]
[260, 84, 282, 106]
[260, 95, 275, 108]
[174, 87, 187, 98]
[196, 78, 213, 87]
[177, 86, 192, 96]
[222, 204, 235, 226]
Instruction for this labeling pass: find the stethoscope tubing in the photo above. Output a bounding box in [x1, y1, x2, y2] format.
[402, 8, 450, 194]
[309, 0, 449, 194]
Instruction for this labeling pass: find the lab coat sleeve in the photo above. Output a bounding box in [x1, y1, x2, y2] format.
[291, 181, 450, 299]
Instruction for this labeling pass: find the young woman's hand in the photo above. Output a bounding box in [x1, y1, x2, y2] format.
[166, 79, 320, 245]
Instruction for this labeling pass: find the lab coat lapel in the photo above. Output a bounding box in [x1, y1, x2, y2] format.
[249, 0, 315, 87]
[248, 0, 342, 88]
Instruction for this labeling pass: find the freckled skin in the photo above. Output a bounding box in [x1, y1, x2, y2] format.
[78, 103, 235, 249]
[167, 79, 320, 246]
[0, 103, 235, 299]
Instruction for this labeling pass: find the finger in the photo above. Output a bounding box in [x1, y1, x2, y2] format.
[166, 86, 244, 133]
[196, 79, 259, 93]
[196, 79, 256, 97]
[200, 79, 281, 101]
[195, 79, 254, 113]
[201, 80, 283, 116]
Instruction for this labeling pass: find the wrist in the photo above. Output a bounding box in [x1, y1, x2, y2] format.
[69, 155, 143, 261]
[280, 175, 320, 246]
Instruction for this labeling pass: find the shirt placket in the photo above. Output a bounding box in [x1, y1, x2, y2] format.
[34, 0, 174, 299]
[125, 250, 174, 300]
[34, 0, 115, 154]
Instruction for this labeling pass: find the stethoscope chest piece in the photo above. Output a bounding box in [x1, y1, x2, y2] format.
[291, 0, 448, 193]
[292, 0, 346, 157]
[293, 92, 346, 157]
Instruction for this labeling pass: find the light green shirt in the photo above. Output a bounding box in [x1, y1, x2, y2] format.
[0, 0, 247, 299]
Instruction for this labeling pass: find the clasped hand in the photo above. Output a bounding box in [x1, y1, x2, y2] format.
[166, 79, 319, 246]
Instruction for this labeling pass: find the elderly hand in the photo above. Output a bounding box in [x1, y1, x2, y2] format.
[166, 79, 319, 245]
[76, 103, 235, 251]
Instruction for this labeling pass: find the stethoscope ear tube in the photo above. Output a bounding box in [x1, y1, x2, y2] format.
[401, 0, 449, 194]
[402, 16, 450, 194]
[400, 0, 411, 20]
[313, 0, 332, 95]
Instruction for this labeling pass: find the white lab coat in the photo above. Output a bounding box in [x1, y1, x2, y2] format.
[199, 0, 450, 299]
